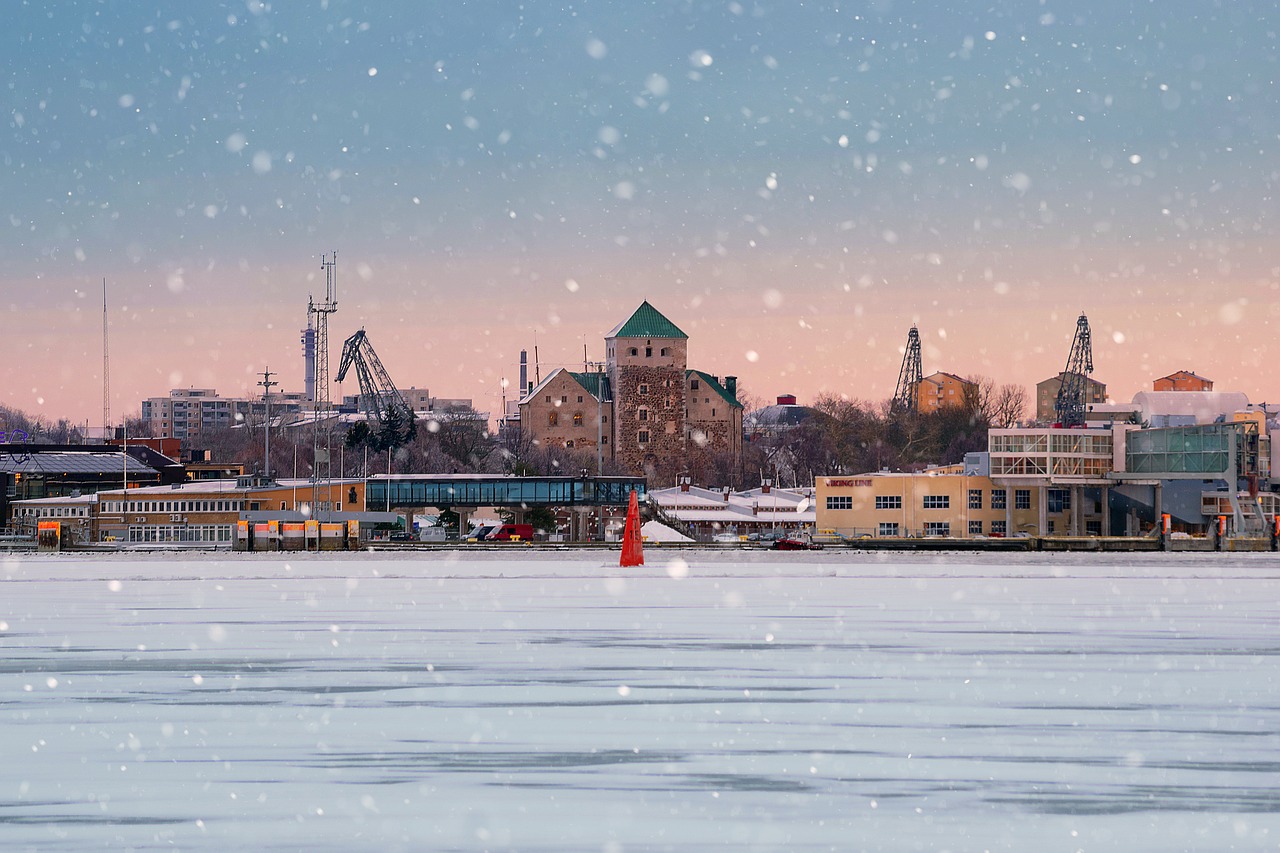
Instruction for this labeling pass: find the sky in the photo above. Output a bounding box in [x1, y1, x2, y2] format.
[5, 0, 1279, 429]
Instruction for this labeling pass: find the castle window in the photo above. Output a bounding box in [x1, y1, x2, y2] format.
[545, 395, 551, 403]
[638, 430, 650, 445]
[645, 347, 652, 357]
[573, 412, 584, 426]
[628, 347, 638, 357]
[638, 383, 648, 394]
[566, 441, 574, 448]
[712, 408, 716, 417]
[638, 408, 649, 422]
[691, 379, 699, 390]
[602, 435, 609, 445]
[548, 412, 559, 427]
[577, 395, 583, 403]
[661, 347, 670, 356]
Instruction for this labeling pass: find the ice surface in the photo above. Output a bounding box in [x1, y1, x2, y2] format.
[3, 550, 1280, 851]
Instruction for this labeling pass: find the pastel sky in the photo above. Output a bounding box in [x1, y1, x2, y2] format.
[6, 0, 1279, 429]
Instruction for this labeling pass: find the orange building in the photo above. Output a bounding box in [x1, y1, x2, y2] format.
[914, 372, 978, 414]
[1153, 371, 1213, 392]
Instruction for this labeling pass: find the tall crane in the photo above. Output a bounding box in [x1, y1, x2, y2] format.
[1054, 312, 1094, 428]
[336, 329, 417, 450]
[892, 326, 923, 413]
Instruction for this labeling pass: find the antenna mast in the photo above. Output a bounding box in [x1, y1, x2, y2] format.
[310, 252, 339, 515]
[103, 278, 110, 440]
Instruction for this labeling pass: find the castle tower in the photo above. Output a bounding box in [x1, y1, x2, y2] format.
[605, 302, 689, 475]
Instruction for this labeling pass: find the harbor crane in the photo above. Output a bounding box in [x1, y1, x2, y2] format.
[892, 326, 923, 413]
[336, 329, 417, 450]
[1054, 312, 1094, 428]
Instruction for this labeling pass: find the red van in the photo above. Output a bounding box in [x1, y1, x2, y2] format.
[486, 523, 534, 541]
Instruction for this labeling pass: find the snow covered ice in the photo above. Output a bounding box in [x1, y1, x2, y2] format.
[3, 551, 1280, 851]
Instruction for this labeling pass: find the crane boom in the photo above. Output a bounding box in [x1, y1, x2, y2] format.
[336, 329, 416, 448]
[1054, 313, 1094, 428]
[892, 326, 923, 413]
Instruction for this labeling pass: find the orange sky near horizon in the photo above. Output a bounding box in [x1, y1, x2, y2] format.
[10, 236, 1279, 432]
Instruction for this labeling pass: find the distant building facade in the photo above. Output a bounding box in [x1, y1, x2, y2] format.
[1153, 371, 1213, 392]
[519, 302, 743, 475]
[141, 388, 308, 442]
[914, 372, 978, 415]
[1035, 373, 1107, 422]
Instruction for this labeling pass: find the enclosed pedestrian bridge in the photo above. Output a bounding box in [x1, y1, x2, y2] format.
[365, 474, 647, 510]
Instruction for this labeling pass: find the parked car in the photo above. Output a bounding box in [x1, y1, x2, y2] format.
[468, 525, 496, 542]
[712, 532, 742, 543]
[773, 534, 823, 551]
[487, 523, 534, 541]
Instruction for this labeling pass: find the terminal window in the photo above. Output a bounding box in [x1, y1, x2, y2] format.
[922, 495, 950, 509]
[826, 496, 852, 510]
[874, 496, 902, 510]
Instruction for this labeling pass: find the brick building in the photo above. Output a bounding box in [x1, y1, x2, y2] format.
[1153, 371, 1213, 392]
[1035, 373, 1108, 422]
[914, 372, 978, 415]
[519, 302, 743, 476]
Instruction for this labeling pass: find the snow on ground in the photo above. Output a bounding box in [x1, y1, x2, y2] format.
[640, 519, 694, 542]
[3, 551, 1280, 851]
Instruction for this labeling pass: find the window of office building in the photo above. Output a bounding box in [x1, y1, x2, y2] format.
[874, 495, 902, 510]
[968, 489, 982, 510]
[924, 521, 951, 536]
[1015, 489, 1031, 510]
[992, 489, 1007, 510]
[826, 496, 852, 510]
[878, 522, 900, 537]
[922, 495, 950, 509]
[969, 520, 983, 535]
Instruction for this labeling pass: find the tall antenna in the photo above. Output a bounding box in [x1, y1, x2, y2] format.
[102, 278, 110, 440]
[309, 252, 339, 515]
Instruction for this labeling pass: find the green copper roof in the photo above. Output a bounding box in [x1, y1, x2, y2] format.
[687, 370, 743, 408]
[606, 301, 688, 340]
[569, 371, 612, 402]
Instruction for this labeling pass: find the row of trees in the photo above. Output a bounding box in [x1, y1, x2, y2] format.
[737, 377, 1028, 489]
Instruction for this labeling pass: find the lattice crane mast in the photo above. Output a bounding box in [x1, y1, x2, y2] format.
[336, 329, 417, 449]
[892, 326, 923, 413]
[1054, 312, 1094, 428]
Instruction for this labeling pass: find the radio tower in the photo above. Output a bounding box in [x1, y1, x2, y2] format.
[309, 252, 339, 517]
[102, 278, 110, 440]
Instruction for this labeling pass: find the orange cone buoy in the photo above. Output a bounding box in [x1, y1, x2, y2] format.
[620, 488, 644, 567]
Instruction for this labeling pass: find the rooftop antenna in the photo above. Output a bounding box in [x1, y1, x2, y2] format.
[102, 277, 110, 440]
[310, 251, 339, 515]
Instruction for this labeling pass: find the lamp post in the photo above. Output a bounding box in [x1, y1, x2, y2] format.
[258, 367, 277, 480]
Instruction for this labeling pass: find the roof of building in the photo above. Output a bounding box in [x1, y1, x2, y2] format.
[606, 301, 688, 340]
[919, 371, 975, 386]
[1157, 370, 1212, 382]
[687, 370, 742, 408]
[746, 404, 824, 431]
[570, 371, 612, 402]
[0, 451, 160, 478]
[518, 367, 605, 406]
[1131, 391, 1250, 421]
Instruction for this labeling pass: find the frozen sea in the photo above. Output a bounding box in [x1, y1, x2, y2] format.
[3, 550, 1280, 852]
